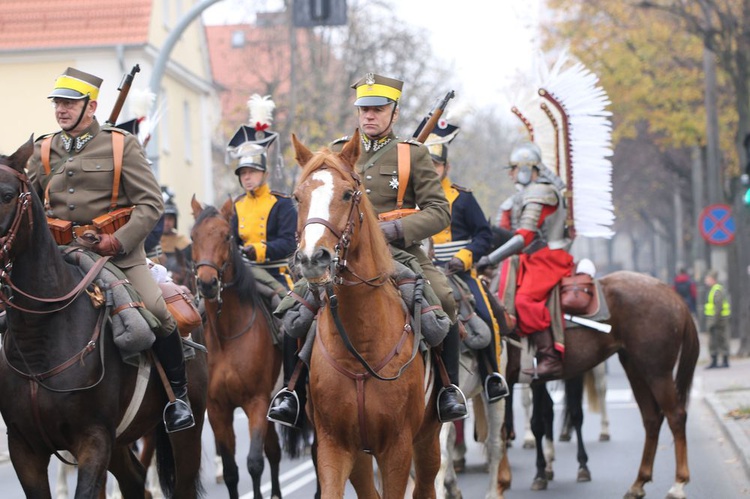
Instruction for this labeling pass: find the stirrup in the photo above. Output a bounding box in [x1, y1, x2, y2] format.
[163, 398, 195, 433]
[267, 388, 300, 428]
[485, 373, 510, 403]
[436, 384, 468, 423]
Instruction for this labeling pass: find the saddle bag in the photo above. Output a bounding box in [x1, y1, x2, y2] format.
[47, 217, 73, 245]
[159, 281, 202, 335]
[93, 206, 134, 235]
[560, 274, 594, 315]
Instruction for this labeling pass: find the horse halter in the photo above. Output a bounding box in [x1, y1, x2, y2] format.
[0, 164, 34, 267]
[299, 170, 370, 286]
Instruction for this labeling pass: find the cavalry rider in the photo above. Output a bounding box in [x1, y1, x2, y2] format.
[224, 118, 300, 427]
[478, 142, 574, 380]
[27, 67, 194, 432]
[425, 122, 508, 402]
[159, 192, 191, 261]
[351, 73, 468, 421]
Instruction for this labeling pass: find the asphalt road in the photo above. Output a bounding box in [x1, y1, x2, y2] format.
[1, 358, 748, 498]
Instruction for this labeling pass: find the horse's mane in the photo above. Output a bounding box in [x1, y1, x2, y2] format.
[194, 205, 257, 302]
[298, 148, 394, 274]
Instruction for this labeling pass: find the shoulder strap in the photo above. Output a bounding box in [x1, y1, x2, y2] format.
[110, 132, 125, 211]
[41, 136, 53, 175]
[362, 139, 398, 172]
[396, 143, 411, 210]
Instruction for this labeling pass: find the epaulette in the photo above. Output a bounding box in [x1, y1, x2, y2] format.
[401, 139, 422, 146]
[451, 183, 471, 193]
[330, 135, 351, 146]
[271, 190, 291, 199]
[34, 132, 57, 143]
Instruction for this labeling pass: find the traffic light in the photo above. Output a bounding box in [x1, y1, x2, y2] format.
[293, 0, 347, 27]
[744, 186, 750, 206]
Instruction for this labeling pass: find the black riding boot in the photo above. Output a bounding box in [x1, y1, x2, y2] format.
[706, 354, 718, 369]
[721, 355, 729, 368]
[268, 335, 305, 428]
[152, 330, 195, 433]
[479, 340, 509, 403]
[437, 323, 468, 422]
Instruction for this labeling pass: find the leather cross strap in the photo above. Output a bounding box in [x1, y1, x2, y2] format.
[41, 131, 125, 213]
[396, 143, 410, 210]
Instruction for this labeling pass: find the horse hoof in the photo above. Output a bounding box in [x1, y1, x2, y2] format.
[545, 470, 554, 481]
[531, 477, 548, 491]
[522, 440, 535, 449]
[623, 487, 646, 499]
[559, 433, 571, 442]
[453, 457, 466, 473]
[577, 467, 591, 482]
[599, 433, 610, 442]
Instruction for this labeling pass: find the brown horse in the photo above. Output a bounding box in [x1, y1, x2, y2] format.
[495, 270, 699, 499]
[0, 139, 208, 498]
[190, 196, 283, 499]
[290, 131, 443, 498]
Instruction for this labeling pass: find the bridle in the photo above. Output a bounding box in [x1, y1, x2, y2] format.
[298, 166, 422, 383]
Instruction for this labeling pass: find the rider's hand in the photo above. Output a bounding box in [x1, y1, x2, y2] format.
[475, 255, 492, 274]
[379, 220, 404, 245]
[93, 234, 123, 257]
[446, 257, 465, 274]
[242, 244, 257, 261]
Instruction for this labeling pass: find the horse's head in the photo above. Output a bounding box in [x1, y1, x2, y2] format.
[190, 195, 236, 300]
[0, 137, 35, 253]
[291, 130, 379, 284]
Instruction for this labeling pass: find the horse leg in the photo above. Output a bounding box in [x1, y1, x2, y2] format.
[565, 376, 590, 482]
[594, 362, 610, 441]
[348, 452, 379, 499]
[502, 383, 516, 445]
[7, 429, 52, 499]
[71, 431, 112, 499]
[108, 444, 147, 499]
[529, 383, 551, 490]
[244, 401, 271, 499]
[485, 397, 505, 499]
[209, 405, 240, 499]
[558, 399, 572, 442]
[262, 422, 283, 499]
[314, 435, 355, 498]
[167, 411, 205, 499]
[521, 384, 534, 449]
[411, 415, 442, 499]
[620, 357, 663, 499]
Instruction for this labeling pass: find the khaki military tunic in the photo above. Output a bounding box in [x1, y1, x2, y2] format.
[332, 131, 455, 319]
[28, 119, 174, 335]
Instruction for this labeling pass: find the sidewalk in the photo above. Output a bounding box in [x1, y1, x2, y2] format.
[699, 334, 750, 479]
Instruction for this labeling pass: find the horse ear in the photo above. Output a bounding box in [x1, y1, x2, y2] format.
[190, 194, 203, 220]
[8, 135, 34, 174]
[292, 133, 313, 168]
[338, 129, 361, 169]
[220, 196, 234, 221]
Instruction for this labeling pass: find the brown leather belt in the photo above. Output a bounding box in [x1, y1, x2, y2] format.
[72, 224, 98, 239]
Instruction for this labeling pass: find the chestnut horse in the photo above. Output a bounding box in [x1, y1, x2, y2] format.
[495, 271, 699, 499]
[190, 197, 283, 499]
[0, 139, 207, 498]
[290, 131, 443, 498]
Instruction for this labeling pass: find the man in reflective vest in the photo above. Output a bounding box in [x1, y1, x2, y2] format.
[703, 269, 731, 369]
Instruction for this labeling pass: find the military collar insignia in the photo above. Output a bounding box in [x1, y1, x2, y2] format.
[61, 130, 94, 152]
[361, 134, 391, 153]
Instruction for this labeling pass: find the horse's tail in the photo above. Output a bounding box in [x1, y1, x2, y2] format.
[155, 423, 176, 497]
[584, 369, 601, 414]
[279, 413, 314, 459]
[675, 312, 700, 408]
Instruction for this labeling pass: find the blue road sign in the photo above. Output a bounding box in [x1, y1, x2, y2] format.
[699, 204, 735, 246]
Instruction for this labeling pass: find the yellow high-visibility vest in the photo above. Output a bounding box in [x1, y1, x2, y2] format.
[704, 284, 731, 317]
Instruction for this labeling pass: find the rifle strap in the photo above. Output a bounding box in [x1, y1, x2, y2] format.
[42, 132, 125, 213]
[396, 143, 411, 210]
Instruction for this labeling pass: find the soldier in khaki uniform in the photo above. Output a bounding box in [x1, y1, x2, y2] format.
[27, 67, 194, 433]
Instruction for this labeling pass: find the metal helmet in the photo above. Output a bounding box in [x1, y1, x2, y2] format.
[164, 202, 179, 229]
[508, 142, 542, 186]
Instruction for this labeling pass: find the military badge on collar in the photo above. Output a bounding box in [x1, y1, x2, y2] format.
[389, 176, 399, 189]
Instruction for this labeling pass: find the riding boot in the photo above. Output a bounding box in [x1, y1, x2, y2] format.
[268, 335, 303, 428]
[721, 355, 729, 368]
[437, 323, 468, 423]
[152, 330, 195, 433]
[705, 354, 718, 369]
[521, 328, 563, 380]
[479, 338, 509, 403]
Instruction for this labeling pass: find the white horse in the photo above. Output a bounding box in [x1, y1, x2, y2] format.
[436, 347, 507, 499]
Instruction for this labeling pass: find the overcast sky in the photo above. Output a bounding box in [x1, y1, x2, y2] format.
[202, 0, 542, 110]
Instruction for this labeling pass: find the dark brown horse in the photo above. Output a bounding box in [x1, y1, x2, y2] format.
[290, 131, 443, 498]
[495, 270, 699, 499]
[0, 139, 208, 498]
[190, 197, 283, 499]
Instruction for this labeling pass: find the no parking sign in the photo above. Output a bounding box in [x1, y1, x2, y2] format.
[699, 204, 735, 246]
